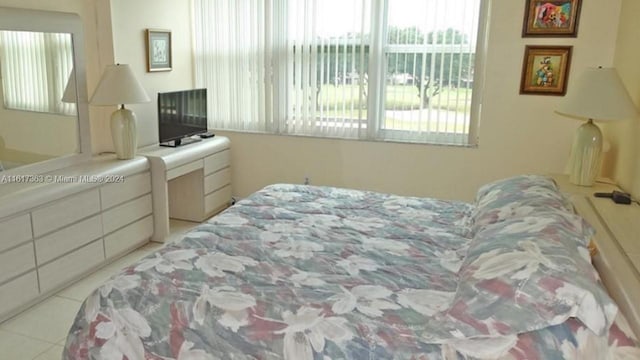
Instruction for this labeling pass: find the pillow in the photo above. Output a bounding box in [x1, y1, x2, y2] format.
[472, 175, 573, 233]
[475, 175, 559, 202]
[476, 207, 595, 248]
[446, 212, 617, 338]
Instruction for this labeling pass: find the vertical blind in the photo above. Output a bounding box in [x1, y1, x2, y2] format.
[193, 0, 482, 145]
[193, 0, 270, 132]
[0, 31, 76, 116]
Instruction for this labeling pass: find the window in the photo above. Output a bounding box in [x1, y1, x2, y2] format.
[193, 0, 484, 145]
[0, 31, 76, 116]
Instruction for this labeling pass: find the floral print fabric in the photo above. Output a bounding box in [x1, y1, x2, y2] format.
[451, 212, 617, 339]
[64, 182, 639, 359]
[472, 175, 574, 233]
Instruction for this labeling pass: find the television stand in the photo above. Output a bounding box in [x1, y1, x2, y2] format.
[139, 136, 231, 242]
[159, 136, 202, 148]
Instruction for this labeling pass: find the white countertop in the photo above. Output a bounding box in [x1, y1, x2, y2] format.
[139, 136, 230, 170]
[0, 155, 149, 220]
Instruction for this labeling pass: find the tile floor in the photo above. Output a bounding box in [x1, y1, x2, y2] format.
[0, 219, 200, 359]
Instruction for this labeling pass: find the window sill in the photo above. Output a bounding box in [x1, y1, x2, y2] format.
[211, 128, 479, 149]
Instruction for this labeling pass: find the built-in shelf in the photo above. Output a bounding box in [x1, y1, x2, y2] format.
[552, 174, 640, 338]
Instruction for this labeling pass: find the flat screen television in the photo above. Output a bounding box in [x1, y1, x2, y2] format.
[158, 88, 207, 146]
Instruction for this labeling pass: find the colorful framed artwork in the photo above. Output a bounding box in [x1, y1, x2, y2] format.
[146, 29, 172, 72]
[520, 45, 572, 96]
[522, 0, 582, 37]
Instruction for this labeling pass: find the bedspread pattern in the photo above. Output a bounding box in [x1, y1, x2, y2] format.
[64, 184, 639, 359]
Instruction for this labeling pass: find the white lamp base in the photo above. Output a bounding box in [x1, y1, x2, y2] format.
[110, 107, 138, 160]
[568, 119, 602, 186]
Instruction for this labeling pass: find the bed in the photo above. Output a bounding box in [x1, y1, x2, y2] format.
[63, 176, 640, 359]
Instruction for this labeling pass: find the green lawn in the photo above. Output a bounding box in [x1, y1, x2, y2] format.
[309, 108, 468, 133]
[311, 84, 470, 133]
[316, 84, 472, 112]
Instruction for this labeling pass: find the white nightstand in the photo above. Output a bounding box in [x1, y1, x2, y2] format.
[550, 174, 640, 337]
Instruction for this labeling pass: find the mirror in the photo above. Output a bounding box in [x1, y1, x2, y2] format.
[0, 7, 90, 176]
[0, 30, 79, 171]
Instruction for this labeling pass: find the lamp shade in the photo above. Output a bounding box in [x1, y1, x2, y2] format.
[61, 68, 76, 103]
[556, 67, 637, 122]
[90, 64, 150, 105]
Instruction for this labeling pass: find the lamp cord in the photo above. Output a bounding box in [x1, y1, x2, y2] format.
[594, 179, 618, 186]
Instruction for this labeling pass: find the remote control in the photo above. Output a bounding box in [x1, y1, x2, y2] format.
[593, 191, 632, 205]
[612, 191, 632, 205]
[199, 132, 215, 139]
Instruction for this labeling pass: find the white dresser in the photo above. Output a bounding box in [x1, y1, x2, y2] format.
[0, 155, 153, 321]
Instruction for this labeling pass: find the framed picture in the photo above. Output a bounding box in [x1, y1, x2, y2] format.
[520, 45, 572, 96]
[146, 29, 172, 72]
[522, 0, 582, 37]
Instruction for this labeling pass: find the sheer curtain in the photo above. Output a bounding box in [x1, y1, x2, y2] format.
[0, 31, 76, 116]
[193, 0, 482, 145]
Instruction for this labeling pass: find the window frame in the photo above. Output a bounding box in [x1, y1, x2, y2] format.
[365, 0, 487, 146]
[194, 0, 489, 146]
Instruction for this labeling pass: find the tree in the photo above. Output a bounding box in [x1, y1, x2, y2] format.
[300, 27, 473, 109]
[387, 27, 473, 107]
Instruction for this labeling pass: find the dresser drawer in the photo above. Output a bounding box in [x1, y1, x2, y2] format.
[0, 243, 35, 284]
[32, 189, 100, 237]
[35, 215, 102, 265]
[102, 194, 153, 234]
[0, 214, 32, 252]
[38, 240, 104, 294]
[0, 271, 39, 320]
[101, 172, 151, 209]
[104, 215, 153, 259]
[204, 149, 230, 176]
[204, 185, 232, 215]
[167, 160, 203, 180]
[204, 168, 231, 195]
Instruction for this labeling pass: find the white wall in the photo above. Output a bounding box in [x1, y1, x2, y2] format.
[105, 0, 622, 201]
[602, 0, 640, 197]
[109, 0, 194, 148]
[603, 0, 640, 198]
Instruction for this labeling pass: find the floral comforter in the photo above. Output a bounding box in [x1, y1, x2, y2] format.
[64, 182, 639, 359]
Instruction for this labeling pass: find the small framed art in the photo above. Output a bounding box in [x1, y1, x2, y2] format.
[520, 45, 572, 96]
[522, 0, 582, 37]
[146, 29, 172, 72]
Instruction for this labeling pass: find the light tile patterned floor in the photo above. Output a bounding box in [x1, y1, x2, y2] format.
[0, 219, 200, 359]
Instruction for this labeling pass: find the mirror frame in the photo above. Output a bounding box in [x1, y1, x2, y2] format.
[0, 6, 91, 175]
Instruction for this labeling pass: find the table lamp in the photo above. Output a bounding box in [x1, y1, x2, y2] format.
[90, 64, 150, 160]
[61, 68, 76, 103]
[556, 67, 637, 186]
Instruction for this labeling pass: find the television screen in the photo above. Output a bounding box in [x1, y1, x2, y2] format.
[158, 88, 207, 143]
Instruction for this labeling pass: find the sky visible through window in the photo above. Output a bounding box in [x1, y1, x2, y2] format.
[297, 0, 479, 45]
[388, 0, 479, 45]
